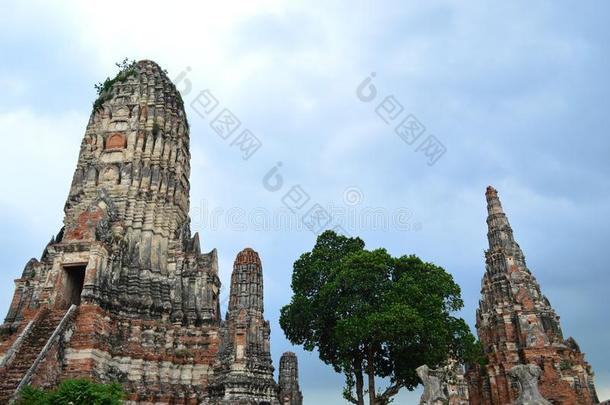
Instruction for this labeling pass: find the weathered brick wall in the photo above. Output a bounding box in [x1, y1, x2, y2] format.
[60, 304, 219, 402]
[469, 187, 598, 405]
[0, 60, 299, 405]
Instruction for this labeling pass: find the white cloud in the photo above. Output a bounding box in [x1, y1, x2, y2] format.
[1, 2, 609, 404]
[0, 74, 29, 98]
[0, 109, 88, 232]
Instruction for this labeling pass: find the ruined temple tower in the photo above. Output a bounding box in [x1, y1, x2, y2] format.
[278, 353, 303, 405]
[0, 60, 300, 404]
[468, 186, 597, 405]
[208, 248, 279, 404]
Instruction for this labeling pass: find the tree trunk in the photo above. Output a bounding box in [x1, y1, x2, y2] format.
[376, 382, 403, 405]
[355, 357, 365, 405]
[367, 345, 376, 405]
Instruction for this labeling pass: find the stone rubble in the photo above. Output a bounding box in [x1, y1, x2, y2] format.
[418, 364, 448, 405]
[418, 362, 471, 405]
[508, 364, 551, 405]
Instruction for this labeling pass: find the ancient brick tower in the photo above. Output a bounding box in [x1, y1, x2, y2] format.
[468, 186, 598, 405]
[278, 353, 302, 405]
[0, 60, 300, 404]
[208, 248, 279, 403]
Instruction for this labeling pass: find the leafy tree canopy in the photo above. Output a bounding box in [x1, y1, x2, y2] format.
[280, 230, 479, 405]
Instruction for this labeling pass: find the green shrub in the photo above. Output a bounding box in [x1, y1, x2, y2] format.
[17, 378, 126, 405]
[92, 58, 137, 112]
[174, 348, 193, 359]
[16, 386, 47, 405]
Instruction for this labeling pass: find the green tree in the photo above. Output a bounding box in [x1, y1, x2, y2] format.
[17, 378, 125, 405]
[280, 231, 478, 405]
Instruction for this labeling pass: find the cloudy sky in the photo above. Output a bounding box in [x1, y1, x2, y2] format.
[1, 1, 609, 403]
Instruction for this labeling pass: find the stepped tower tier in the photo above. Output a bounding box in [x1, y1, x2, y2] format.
[5, 60, 220, 324]
[0, 60, 300, 405]
[467, 186, 598, 405]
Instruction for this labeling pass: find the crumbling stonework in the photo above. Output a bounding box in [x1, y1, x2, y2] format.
[508, 364, 551, 405]
[278, 352, 302, 405]
[0, 60, 300, 404]
[444, 360, 470, 405]
[418, 365, 448, 405]
[207, 248, 279, 404]
[467, 186, 598, 405]
[417, 362, 470, 405]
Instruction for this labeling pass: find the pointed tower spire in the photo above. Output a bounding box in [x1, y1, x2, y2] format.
[485, 186, 518, 252]
[484, 186, 528, 277]
[468, 187, 598, 405]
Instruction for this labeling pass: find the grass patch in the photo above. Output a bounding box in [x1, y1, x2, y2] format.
[174, 348, 194, 359]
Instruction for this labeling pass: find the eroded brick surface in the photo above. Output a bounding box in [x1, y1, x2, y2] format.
[467, 187, 598, 405]
[0, 60, 299, 404]
[278, 352, 303, 405]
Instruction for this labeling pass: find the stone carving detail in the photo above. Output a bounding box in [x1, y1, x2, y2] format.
[509, 364, 551, 405]
[467, 186, 598, 405]
[0, 60, 300, 404]
[442, 360, 469, 405]
[418, 365, 448, 405]
[93, 189, 119, 245]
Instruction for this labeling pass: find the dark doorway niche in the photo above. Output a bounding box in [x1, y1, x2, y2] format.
[63, 265, 86, 307]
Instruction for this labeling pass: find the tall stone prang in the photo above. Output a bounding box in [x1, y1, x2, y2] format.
[278, 352, 303, 405]
[0, 60, 300, 404]
[208, 248, 279, 404]
[467, 186, 598, 405]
